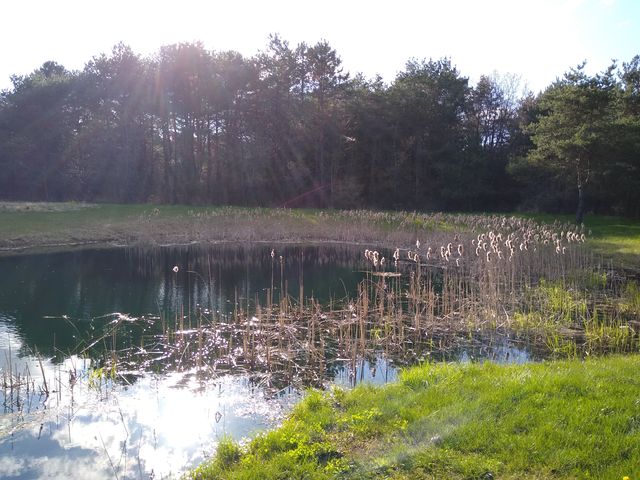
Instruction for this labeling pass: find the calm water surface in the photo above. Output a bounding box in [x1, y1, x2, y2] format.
[0, 245, 535, 479]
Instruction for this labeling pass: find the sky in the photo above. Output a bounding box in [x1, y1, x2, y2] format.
[1, 0, 639, 94]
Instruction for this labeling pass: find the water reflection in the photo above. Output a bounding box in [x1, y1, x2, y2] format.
[0, 245, 537, 479]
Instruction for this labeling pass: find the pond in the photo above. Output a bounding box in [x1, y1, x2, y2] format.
[0, 244, 537, 479]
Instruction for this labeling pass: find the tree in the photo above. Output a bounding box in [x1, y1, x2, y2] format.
[305, 40, 348, 206]
[389, 58, 469, 209]
[0, 62, 78, 200]
[525, 63, 618, 223]
[466, 73, 524, 210]
[75, 43, 152, 201]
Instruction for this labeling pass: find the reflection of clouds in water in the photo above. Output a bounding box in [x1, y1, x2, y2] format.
[37, 450, 113, 480]
[0, 430, 113, 480]
[0, 455, 27, 477]
[2, 365, 293, 479]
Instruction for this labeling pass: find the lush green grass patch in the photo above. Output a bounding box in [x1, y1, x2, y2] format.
[189, 355, 640, 479]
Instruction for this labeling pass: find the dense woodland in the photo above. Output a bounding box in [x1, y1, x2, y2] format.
[1, 37, 639, 219]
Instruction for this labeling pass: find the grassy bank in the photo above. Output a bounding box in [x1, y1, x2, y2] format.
[190, 355, 640, 479]
[0, 203, 447, 254]
[0, 203, 638, 268]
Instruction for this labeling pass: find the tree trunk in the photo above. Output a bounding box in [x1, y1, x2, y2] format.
[575, 160, 586, 225]
[576, 181, 584, 225]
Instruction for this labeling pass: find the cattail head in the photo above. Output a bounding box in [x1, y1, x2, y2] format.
[172, 265, 179, 273]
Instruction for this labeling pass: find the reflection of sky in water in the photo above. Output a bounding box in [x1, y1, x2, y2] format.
[1, 322, 299, 479]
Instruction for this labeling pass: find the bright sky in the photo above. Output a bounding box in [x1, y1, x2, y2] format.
[1, 0, 638, 94]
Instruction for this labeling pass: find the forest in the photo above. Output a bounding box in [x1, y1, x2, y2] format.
[1, 36, 638, 219]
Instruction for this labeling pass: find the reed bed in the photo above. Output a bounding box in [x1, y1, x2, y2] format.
[3, 213, 638, 418]
[72, 215, 638, 390]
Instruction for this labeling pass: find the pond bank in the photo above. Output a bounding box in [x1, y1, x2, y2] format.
[0, 203, 428, 255]
[190, 354, 640, 479]
[1, 203, 638, 268]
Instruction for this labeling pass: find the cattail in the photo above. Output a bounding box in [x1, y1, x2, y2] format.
[416, 239, 421, 250]
[457, 244, 464, 256]
[172, 266, 179, 273]
[393, 248, 400, 261]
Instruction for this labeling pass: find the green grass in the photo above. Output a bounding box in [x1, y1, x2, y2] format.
[189, 355, 640, 479]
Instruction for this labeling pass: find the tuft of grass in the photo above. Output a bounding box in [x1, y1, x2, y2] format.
[188, 355, 640, 479]
[621, 282, 640, 316]
[190, 437, 242, 479]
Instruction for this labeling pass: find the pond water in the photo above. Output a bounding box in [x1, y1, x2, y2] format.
[0, 245, 536, 479]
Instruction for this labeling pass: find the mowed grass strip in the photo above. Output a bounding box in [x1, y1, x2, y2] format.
[189, 355, 640, 480]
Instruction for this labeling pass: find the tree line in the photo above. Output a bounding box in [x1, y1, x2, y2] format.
[1, 36, 638, 219]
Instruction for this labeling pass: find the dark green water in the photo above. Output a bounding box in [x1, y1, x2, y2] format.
[0, 245, 534, 479]
[0, 245, 362, 357]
